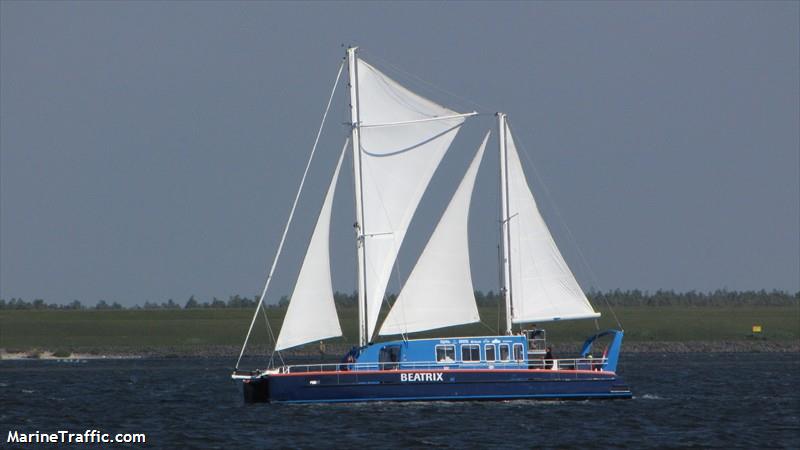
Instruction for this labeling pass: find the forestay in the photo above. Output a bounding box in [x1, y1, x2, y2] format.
[379, 132, 491, 336]
[503, 125, 600, 323]
[274, 144, 347, 351]
[355, 59, 468, 339]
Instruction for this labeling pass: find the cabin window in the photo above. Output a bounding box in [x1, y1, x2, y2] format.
[461, 344, 480, 362]
[499, 344, 510, 361]
[485, 344, 496, 362]
[435, 345, 455, 363]
[513, 343, 525, 361]
[379, 345, 401, 370]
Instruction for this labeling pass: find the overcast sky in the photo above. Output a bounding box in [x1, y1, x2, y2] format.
[1, 1, 798, 306]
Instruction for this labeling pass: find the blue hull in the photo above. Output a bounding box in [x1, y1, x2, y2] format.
[244, 369, 632, 403]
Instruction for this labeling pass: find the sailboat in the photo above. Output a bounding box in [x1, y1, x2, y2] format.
[231, 47, 632, 403]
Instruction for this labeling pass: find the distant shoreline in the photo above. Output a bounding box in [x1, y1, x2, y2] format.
[0, 350, 143, 361]
[2, 340, 797, 361]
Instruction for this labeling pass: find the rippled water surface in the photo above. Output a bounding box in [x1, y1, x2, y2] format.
[2, 353, 798, 448]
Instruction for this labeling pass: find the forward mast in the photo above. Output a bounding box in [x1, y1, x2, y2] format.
[347, 47, 369, 347]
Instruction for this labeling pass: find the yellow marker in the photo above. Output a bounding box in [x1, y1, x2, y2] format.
[752, 325, 762, 334]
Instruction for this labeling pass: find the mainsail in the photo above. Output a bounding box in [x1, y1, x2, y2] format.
[274, 145, 346, 351]
[379, 132, 490, 336]
[353, 58, 471, 339]
[503, 124, 600, 323]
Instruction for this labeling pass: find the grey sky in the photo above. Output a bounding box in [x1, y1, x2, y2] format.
[1, 1, 798, 306]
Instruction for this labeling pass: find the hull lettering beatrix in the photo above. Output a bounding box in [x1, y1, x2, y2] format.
[401, 373, 444, 382]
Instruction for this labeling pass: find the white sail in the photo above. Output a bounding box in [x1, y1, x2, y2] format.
[274, 146, 346, 351]
[504, 126, 600, 323]
[379, 132, 490, 336]
[355, 59, 468, 339]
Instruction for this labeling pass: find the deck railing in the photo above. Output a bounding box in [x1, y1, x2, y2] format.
[272, 357, 608, 374]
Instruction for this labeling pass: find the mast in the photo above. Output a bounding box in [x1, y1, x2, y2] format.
[347, 47, 369, 347]
[497, 113, 513, 335]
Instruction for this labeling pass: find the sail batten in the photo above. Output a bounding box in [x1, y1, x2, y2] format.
[354, 58, 468, 340]
[274, 143, 347, 351]
[503, 125, 599, 324]
[379, 132, 490, 336]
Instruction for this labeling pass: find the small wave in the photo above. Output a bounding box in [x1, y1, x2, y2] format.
[0, 382, 9, 387]
[21, 389, 35, 394]
[639, 394, 664, 400]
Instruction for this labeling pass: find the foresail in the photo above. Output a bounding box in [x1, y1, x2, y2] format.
[379, 132, 490, 336]
[504, 127, 600, 324]
[356, 59, 468, 339]
[274, 145, 346, 351]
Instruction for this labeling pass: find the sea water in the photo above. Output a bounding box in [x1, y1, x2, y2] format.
[1, 353, 798, 448]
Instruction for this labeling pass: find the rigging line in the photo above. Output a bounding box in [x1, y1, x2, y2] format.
[478, 320, 498, 335]
[509, 123, 623, 331]
[260, 303, 284, 368]
[261, 302, 286, 367]
[496, 264, 502, 334]
[358, 48, 490, 113]
[263, 295, 276, 368]
[234, 59, 346, 370]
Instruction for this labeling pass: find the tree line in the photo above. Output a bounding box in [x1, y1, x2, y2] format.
[478, 289, 799, 307]
[0, 289, 797, 310]
[0, 295, 258, 310]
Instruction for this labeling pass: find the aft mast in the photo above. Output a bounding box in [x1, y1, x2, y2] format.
[498, 113, 513, 335]
[347, 47, 369, 347]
